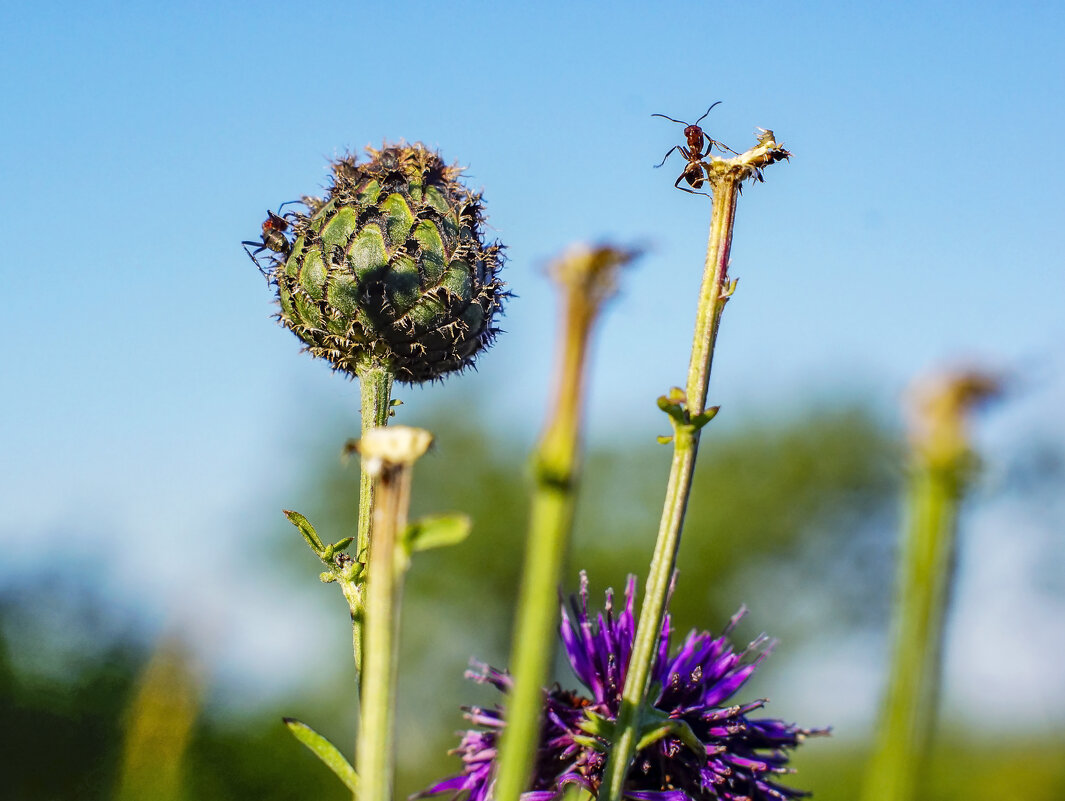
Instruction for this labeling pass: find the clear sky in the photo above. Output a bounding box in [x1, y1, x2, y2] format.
[2, 1, 1063, 724]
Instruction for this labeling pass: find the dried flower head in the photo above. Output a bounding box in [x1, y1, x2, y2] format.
[249, 143, 506, 384]
[421, 573, 823, 801]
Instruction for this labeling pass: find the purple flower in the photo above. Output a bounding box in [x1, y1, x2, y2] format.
[419, 572, 824, 801]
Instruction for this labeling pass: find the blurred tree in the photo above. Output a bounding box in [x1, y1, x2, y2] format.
[4, 401, 1061, 800]
[276, 402, 901, 797]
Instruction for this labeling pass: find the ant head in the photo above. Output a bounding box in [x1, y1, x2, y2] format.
[683, 124, 703, 138]
[263, 211, 290, 233]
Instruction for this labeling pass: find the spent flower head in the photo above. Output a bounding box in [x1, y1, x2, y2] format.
[422, 573, 822, 801]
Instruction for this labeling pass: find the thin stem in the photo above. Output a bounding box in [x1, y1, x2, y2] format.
[355, 427, 429, 801]
[353, 368, 394, 669]
[494, 247, 635, 801]
[600, 177, 738, 801]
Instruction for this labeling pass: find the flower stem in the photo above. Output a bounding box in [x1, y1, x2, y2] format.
[356, 426, 432, 801]
[861, 371, 999, 801]
[600, 132, 791, 801]
[353, 367, 394, 669]
[494, 247, 636, 801]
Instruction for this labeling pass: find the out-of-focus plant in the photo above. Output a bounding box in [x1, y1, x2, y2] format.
[493, 245, 639, 801]
[861, 370, 1001, 801]
[115, 638, 200, 801]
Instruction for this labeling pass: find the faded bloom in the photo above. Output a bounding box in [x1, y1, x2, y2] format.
[421, 574, 822, 801]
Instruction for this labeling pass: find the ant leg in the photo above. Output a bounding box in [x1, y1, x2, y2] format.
[654, 146, 680, 169]
[677, 170, 711, 197]
[674, 174, 710, 197]
[241, 243, 273, 275]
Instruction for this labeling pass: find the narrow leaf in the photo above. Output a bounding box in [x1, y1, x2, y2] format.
[323, 536, 355, 559]
[284, 510, 325, 554]
[283, 718, 359, 792]
[634, 706, 704, 755]
[691, 405, 720, 430]
[402, 514, 472, 553]
[635, 722, 673, 751]
[577, 710, 615, 739]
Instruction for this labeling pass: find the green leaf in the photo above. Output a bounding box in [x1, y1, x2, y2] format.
[284, 510, 324, 554]
[656, 387, 689, 424]
[283, 718, 359, 792]
[691, 405, 720, 431]
[577, 709, 615, 739]
[322, 536, 355, 560]
[633, 705, 704, 755]
[401, 514, 472, 554]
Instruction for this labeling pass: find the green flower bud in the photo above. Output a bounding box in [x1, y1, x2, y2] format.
[252, 144, 506, 383]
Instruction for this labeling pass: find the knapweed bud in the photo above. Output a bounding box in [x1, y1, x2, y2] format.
[253, 144, 506, 383]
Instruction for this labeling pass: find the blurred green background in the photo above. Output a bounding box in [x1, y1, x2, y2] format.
[4, 401, 1063, 800]
[3, 1, 1064, 799]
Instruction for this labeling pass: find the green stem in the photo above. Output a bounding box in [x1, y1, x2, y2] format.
[494, 248, 633, 801]
[860, 462, 961, 801]
[600, 178, 739, 801]
[354, 367, 394, 669]
[861, 369, 998, 801]
[357, 443, 416, 801]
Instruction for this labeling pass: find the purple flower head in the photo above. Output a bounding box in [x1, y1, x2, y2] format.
[420, 572, 824, 801]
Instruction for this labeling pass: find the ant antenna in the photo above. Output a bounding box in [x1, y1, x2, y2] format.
[694, 101, 722, 125]
[651, 113, 687, 125]
[651, 101, 723, 127]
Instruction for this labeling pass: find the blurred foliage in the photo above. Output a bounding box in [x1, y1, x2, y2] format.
[0, 580, 348, 801]
[3, 402, 1062, 799]
[280, 402, 905, 796]
[793, 737, 1065, 801]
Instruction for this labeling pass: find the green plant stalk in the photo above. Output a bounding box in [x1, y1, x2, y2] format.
[352, 367, 394, 668]
[356, 449, 414, 801]
[494, 247, 632, 801]
[600, 179, 739, 801]
[861, 462, 961, 801]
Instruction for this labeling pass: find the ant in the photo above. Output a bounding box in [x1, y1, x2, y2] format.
[652, 102, 736, 196]
[242, 201, 299, 271]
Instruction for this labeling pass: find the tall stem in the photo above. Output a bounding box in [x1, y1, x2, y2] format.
[356, 427, 431, 801]
[861, 371, 998, 801]
[353, 368, 394, 669]
[600, 178, 738, 801]
[600, 131, 790, 801]
[494, 247, 635, 801]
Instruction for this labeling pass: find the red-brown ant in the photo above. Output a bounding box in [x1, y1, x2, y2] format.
[652, 102, 735, 196]
[242, 201, 299, 271]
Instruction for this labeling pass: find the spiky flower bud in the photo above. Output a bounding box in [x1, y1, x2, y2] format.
[253, 144, 506, 383]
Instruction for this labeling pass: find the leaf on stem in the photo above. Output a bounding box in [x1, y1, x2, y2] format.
[284, 510, 325, 555]
[322, 536, 355, 560]
[690, 406, 720, 431]
[400, 513, 472, 555]
[283, 717, 359, 792]
[657, 388, 688, 424]
[634, 705, 703, 756]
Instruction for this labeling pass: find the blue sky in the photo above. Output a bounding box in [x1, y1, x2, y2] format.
[2, 1, 1063, 723]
